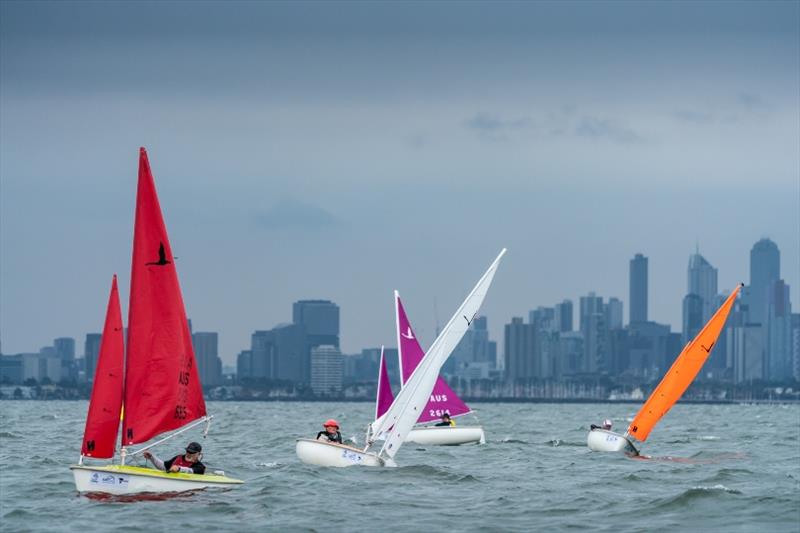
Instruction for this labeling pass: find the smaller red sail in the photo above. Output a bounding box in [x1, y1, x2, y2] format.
[81, 275, 125, 458]
[122, 148, 206, 446]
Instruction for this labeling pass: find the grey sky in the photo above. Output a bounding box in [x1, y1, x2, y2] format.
[1, 1, 798, 363]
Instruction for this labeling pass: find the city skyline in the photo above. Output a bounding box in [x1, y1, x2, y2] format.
[1, 1, 798, 362]
[3, 238, 793, 368]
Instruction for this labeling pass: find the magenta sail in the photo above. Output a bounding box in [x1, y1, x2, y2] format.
[395, 292, 471, 423]
[375, 347, 395, 420]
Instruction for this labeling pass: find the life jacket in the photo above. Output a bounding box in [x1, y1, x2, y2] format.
[171, 455, 195, 469]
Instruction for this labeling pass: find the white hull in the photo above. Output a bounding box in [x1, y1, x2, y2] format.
[406, 426, 485, 445]
[586, 429, 639, 455]
[295, 438, 394, 468]
[71, 464, 243, 495]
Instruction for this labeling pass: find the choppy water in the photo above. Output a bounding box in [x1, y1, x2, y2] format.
[0, 401, 798, 532]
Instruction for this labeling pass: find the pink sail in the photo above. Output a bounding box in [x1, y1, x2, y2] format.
[395, 292, 471, 423]
[375, 346, 395, 420]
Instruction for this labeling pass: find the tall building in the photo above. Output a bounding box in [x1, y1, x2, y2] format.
[554, 300, 573, 332]
[529, 307, 557, 378]
[451, 316, 498, 378]
[504, 317, 536, 379]
[54, 338, 75, 362]
[293, 300, 340, 348]
[580, 293, 607, 373]
[236, 350, 253, 381]
[310, 345, 343, 395]
[766, 280, 792, 381]
[192, 332, 223, 387]
[749, 238, 780, 324]
[687, 250, 719, 323]
[54, 337, 77, 381]
[605, 298, 623, 330]
[84, 333, 102, 382]
[682, 293, 704, 345]
[629, 253, 648, 324]
[249, 324, 308, 383]
[791, 313, 800, 381]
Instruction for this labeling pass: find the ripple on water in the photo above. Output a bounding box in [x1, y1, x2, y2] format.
[655, 485, 743, 510]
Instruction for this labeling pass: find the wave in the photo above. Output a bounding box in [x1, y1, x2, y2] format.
[545, 439, 584, 447]
[0, 431, 22, 439]
[497, 438, 529, 445]
[655, 485, 742, 510]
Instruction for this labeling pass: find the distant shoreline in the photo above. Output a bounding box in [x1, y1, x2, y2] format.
[1, 397, 797, 405]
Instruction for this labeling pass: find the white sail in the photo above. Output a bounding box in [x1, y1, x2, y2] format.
[371, 248, 506, 459]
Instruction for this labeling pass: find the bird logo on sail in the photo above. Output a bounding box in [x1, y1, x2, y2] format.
[401, 327, 414, 340]
[145, 242, 171, 266]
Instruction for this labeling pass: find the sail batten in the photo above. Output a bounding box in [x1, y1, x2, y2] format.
[80, 275, 125, 458]
[121, 148, 206, 446]
[627, 284, 742, 442]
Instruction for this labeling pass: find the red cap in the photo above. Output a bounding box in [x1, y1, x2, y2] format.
[323, 419, 339, 428]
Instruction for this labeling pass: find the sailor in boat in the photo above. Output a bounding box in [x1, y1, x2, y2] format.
[589, 419, 613, 432]
[316, 419, 344, 444]
[434, 413, 455, 427]
[143, 441, 206, 474]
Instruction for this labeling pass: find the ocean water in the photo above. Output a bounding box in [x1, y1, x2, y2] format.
[0, 400, 798, 532]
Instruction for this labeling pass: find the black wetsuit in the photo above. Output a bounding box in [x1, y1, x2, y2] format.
[435, 420, 454, 427]
[316, 431, 343, 444]
[164, 455, 206, 475]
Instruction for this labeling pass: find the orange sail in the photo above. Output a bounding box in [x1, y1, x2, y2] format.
[627, 284, 742, 442]
[121, 148, 206, 446]
[80, 275, 125, 458]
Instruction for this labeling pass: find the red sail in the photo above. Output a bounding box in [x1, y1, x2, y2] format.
[81, 275, 125, 458]
[121, 148, 206, 446]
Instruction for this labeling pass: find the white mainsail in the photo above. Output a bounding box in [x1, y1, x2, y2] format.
[370, 248, 506, 459]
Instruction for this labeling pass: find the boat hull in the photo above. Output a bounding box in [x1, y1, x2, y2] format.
[406, 426, 485, 445]
[295, 438, 391, 468]
[71, 464, 243, 495]
[586, 429, 639, 455]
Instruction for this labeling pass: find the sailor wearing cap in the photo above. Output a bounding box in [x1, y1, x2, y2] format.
[590, 419, 614, 432]
[316, 419, 344, 444]
[143, 441, 206, 474]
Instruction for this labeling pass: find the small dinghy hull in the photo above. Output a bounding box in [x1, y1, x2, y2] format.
[71, 464, 243, 495]
[586, 429, 639, 455]
[406, 426, 485, 445]
[295, 438, 391, 468]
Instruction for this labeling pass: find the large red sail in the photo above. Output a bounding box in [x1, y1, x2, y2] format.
[121, 148, 206, 446]
[81, 275, 125, 458]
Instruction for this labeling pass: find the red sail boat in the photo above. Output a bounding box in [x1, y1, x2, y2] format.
[71, 148, 242, 494]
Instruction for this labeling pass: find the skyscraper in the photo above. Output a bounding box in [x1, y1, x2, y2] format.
[580, 293, 607, 373]
[605, 298, 623, 330]
[687, 250, 719, 323]
[192, 332, 223, 387]
[504, 317, 536, 379]
[629, 253, 648, 324]
[749, 238, 780, 324]
[84, 333, 101, 382]
[54, 337, 75, 362]
[766, 280, 792, 381]
[682, 293, 704, 345]
[554, 300, 573, 332]
[293, 300, 340, 348]
[310, 345, 343, 395]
